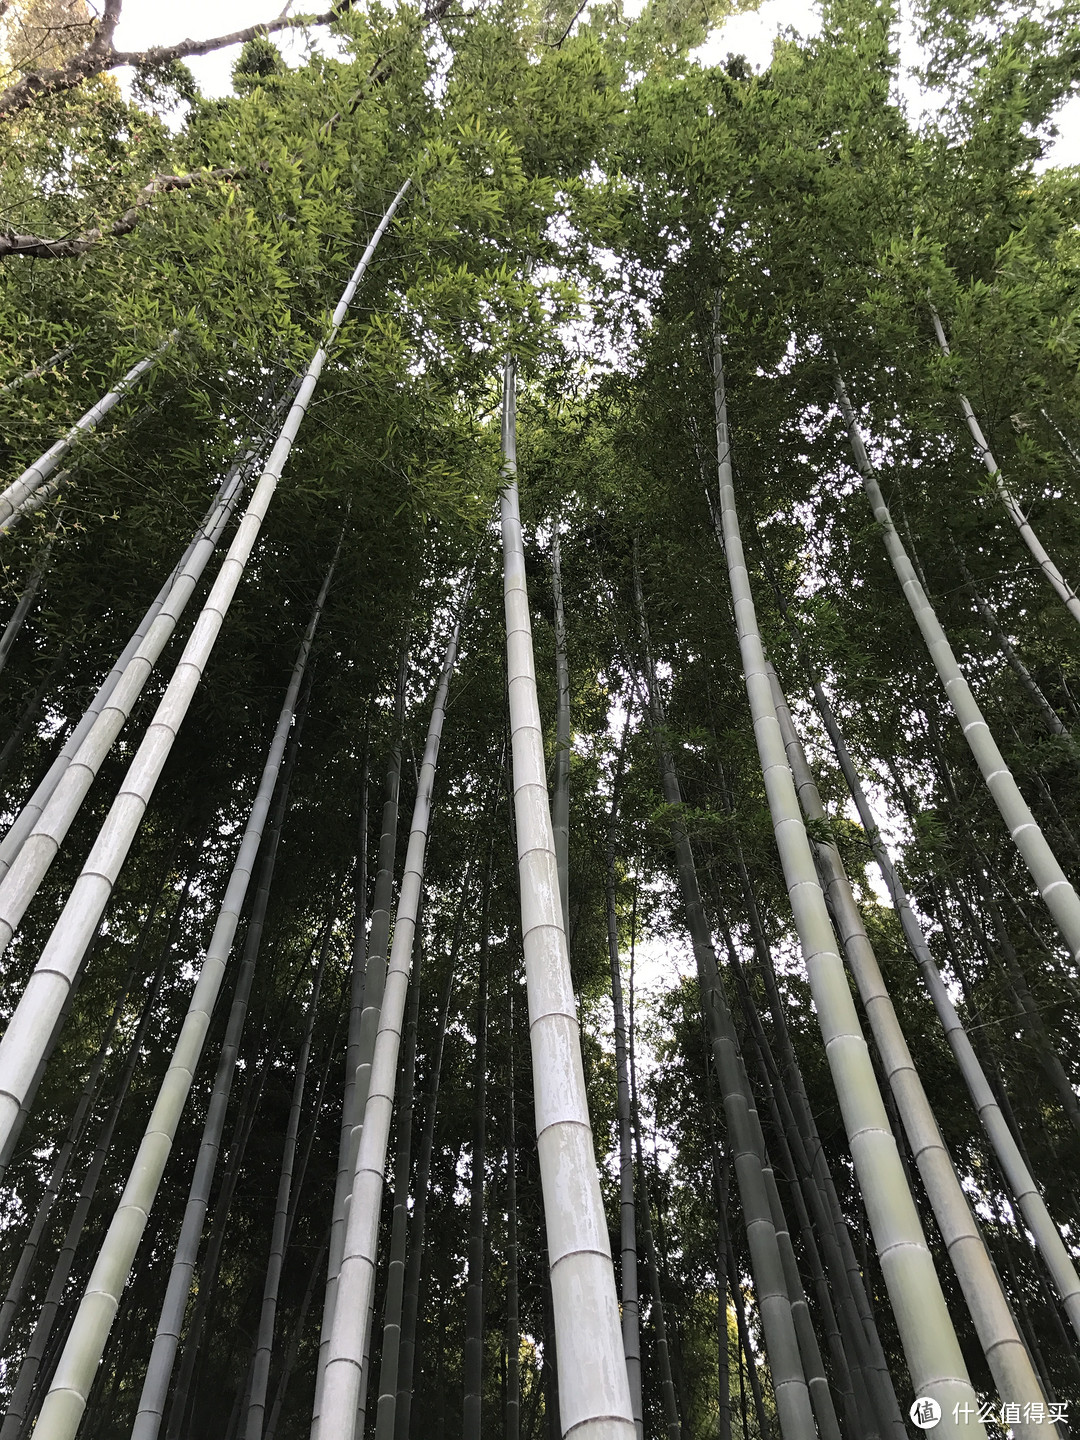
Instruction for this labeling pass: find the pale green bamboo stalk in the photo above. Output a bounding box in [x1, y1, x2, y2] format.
[0, 187, 409, 1171]
[130, 687, 312, 1440]
[244, 917, 333, 1440]
[318, 592, 467, 1437]
[807, 675, 1080, 1342]
[0, 469, 66, 534]
[497, 355, 635, 1440]
[715, 318, 982, 1428]
[312, 650, 407, 1435]
[929, 305, 1080, 628]
[768, 662, 1053, 1430]
[834, 363, 1080, 967]
[0, 335, 172, 531]
[463, 849, 493, 1440]
[551, 531, 571, 943]
[30, 557, 335, 1440]
[373, 895, 424, 1440]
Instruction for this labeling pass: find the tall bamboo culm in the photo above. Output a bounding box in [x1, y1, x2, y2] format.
[317, 589, 467, 1439]
[767, 663, 1053, 1429]
[929, 305, 1080, 628]
[30, 557, 336, 1440]
[0, 334, 172, 530]
[497, 354, 635, 1440]
[713, 316, 982, 1427]
[805, 669, 1080, 1342]
[0, 184, 410, 1171]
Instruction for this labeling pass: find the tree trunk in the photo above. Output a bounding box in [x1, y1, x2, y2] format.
[319, 586, 469, 1437]
[463, 842, 493, 1440]
[496, 355, 635, 1440]
[551, 530, 571, 944]
[0, 536, 55, 679]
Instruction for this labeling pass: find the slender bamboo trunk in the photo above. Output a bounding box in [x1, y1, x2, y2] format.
[728, 1239, 771, 1440]
[956, 554, 1079, 763]
[0, 335, 172, 530]
[463, 843, 493, 1440]
[0, 430, 263, 885]
[0, 193, 409, 1173]
[0, 536, 54, 678]
[264, 1228, 331, 1440]
[929, 305, 1080, 628]
[497, 356, 635, 1440]
[133, 681, 312, 1440]
[395, 853, 480, 1440]
[627, 908, 681, 1440]
[319, 584, 469, 1437]
[835, 361, 1080, 970]
[31, 555, 337, 1440]
[506, 969, 520, 1440]
[714, 325, 979, 1425]
[768, 664, 1052, 1426]
[551, 531, 571, 944]
[0, 342, 74, 397]
[374, 901, 425, 1440]
[0, 929, 172, 1439]
[603, 714, 644, 1438]
[0, 863, 190, 1353]
[244, 914, 333, 1440]
[633, 555, 815, 1440]
[314, 649, 407, 1433]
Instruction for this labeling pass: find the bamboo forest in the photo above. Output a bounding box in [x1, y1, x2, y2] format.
[6, 0, 1080, 1435]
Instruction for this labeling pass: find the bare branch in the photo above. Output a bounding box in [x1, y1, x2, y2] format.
[0, 165, 251, 257]
[0, 3, 352, 118]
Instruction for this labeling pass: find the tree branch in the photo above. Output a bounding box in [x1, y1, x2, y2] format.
[0, 3, 352, 118]
[0, 166, 250, 257]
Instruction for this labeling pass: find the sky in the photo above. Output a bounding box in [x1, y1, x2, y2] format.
[110, 0, 1080, 167]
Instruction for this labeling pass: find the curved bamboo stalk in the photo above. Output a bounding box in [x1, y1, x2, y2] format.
[318, 590, 467, 1436]
[30, 557, 335, 1440]
[807, 677, 1080, 1341]
[0, 189, 409, 1170]
[715, 320, 981, 1424]
[835, 363, 1080, 967]
[768, 663, 1054, 1426]
[244, 917, 333, 1440]
[0, 336, 172, 530]
[497, 355, 635, 1440]
[929, 305, 1080, 628]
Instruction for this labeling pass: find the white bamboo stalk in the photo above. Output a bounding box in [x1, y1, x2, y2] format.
[929, 305, 1080, 628]
[0, 439, 258, 891]
[768, 663, 1054, 1429]
[0, 183, 410, 1173]
[835, 364, 1080, 966]
[31, 566, 332, 1440]
[713, 319, 982, 1426]
[0, 336, 172, 529]
[318, 597, 466, 1438]
[0, 468, 67, 533]
[497, 356, 635, 1440]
